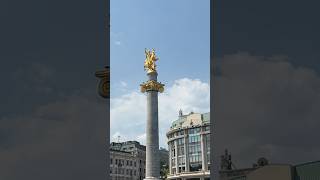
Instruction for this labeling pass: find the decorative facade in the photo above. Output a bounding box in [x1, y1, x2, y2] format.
[166, 111, 210, 180]
[110, 141, 169, 180]
[110, 141, 146, 180]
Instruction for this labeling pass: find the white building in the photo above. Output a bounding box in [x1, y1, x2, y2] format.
[166, 111, 210, 180]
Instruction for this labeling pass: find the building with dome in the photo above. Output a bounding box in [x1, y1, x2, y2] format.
[166, 111, 210, 180]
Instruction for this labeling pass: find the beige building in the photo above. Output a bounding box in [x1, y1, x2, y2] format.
[220, 164, 292, 180]
[246, 164, 292, 180]
[166, 111, 210, 180]
[109, 141, 169, 180]
[110, 141, 146, 180]
[219, 153, 320, 180]
[110, 150, 144, 180]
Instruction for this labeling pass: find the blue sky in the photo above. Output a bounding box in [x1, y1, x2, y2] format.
[110, 0, 210, 96]
[110, 0, 210, 147]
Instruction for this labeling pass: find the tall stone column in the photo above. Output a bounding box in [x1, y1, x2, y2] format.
[140, 49, 164, 180]
[147, 72, 160, 179]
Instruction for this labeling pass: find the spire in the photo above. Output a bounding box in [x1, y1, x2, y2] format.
[179, 109, 183, 117]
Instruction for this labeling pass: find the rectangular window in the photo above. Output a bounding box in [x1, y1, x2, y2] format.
[188, 127, 201, 134]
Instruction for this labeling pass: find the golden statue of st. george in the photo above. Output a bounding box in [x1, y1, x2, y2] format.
[144, 48, 159, 73]
[140, 48, 164, 93]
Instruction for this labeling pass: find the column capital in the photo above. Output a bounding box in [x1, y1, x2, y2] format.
[140, 80, 165, 93]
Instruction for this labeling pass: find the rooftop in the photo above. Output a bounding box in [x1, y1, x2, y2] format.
[170, 111, 210, 130]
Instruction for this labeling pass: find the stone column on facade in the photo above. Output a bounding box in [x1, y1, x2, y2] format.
[184, 131, 190, 172]
[174, 139, 178, 174]
[168, 141, 172, 175]
[201, 133, 207, 171]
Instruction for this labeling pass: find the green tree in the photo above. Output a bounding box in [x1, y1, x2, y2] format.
[160, 160, 169, 179]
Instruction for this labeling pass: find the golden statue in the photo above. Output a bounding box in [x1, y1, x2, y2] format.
[144, 48, 158, 73]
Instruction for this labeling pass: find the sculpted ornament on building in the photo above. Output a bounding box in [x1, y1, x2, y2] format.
[95, 66, 110, 98]
[140, 80, 164, 93]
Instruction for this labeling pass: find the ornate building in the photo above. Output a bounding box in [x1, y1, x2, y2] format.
[166, 111, 210, 180]
[110, 141, 146, 180]
[109, 141, 169, 180]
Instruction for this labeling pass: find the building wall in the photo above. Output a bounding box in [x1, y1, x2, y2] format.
[247, 165, 292, 180]
[110, 141, 147, 180]
[110, 150, 145, 180]
[294, 161, 320, 180]
[219, 169, 255, 180]
[109, 141, 168, 180]
[167, 112, 210, 180]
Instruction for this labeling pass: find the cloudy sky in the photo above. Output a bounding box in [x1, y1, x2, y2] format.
[110, 0, 210, 148]
[213, 0, 320, 169]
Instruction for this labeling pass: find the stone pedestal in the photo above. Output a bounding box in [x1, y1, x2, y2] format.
[141, 71, 164, 180]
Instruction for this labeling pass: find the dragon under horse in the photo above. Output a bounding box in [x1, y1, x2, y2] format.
[144, 48, 158, 73]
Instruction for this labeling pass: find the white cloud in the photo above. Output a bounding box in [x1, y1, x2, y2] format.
[136, 133, 146, 145]
[110, 78, 210, 148]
